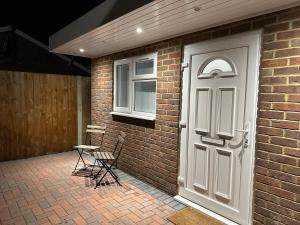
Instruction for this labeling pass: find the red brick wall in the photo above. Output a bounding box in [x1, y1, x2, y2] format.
[91, 7, 300, 224]
[252, 9, 300, 225]
[91, 42, 181, 194]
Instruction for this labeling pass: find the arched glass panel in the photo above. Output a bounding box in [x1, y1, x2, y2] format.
[198, 57, 236, 78]
[203, 59, 233, 73]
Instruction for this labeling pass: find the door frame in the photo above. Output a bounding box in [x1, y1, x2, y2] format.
[176, 30, 262, 225]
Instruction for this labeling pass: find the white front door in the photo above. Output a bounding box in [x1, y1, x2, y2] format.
[178, 31, 261, 225]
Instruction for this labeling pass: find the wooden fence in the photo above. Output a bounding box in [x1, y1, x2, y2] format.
[0, 71, 90, 161]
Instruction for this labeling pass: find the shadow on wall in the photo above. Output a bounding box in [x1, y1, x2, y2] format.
[112, 115, 155, 129]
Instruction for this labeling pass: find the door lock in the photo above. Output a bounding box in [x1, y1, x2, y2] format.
[179, 120, 186, 128]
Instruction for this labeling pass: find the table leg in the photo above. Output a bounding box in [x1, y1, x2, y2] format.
[72, 148, 87, 173]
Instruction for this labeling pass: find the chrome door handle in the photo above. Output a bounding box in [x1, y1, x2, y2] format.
[229, 122, 250, 149]
[235, 122, 250, 148]
[235, 129, 249, 133]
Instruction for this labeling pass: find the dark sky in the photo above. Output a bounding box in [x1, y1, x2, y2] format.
[0, 1, 106, 45]
[0, 1, 106, 67]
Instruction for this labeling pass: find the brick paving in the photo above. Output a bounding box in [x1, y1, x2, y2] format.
[0, 151, 185, 225]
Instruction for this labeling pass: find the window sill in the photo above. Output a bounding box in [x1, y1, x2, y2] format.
[110, 112, 156, 121]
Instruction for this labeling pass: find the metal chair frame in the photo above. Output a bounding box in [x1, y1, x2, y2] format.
[72, 125, 106, 174]
[92, 131, 126, 188]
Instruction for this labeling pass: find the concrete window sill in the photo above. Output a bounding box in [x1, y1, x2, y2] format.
[110, 112, 156, 121]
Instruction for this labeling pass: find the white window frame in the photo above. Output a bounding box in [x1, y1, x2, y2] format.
[112, 53, 157, 120]
[133, 53, 157, 80]
[113, 58, 132, 113]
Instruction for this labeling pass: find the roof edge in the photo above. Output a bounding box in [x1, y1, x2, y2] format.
[49, 0, 153, 51]
[14, 29, 90, 73]
[0, 26, 12, 32]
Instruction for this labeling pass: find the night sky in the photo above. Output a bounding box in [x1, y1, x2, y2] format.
[1, 1, 105, 44]
[0, 1, 106, 66]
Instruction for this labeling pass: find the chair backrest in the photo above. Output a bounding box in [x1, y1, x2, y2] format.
[113, 131, 127, 160]
[85, 125, 106, 145]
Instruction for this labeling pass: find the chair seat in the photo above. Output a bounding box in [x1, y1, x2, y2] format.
[74, 145, 100, 150]
[94, 151, 115, 160]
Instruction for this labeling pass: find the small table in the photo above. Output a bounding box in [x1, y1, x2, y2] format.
[73, 145, 100, 173]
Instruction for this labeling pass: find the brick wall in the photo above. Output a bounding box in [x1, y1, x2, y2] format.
[91, 43, 182, 195]
[91, 7, 300, 224]
[252, 8, 300, 225]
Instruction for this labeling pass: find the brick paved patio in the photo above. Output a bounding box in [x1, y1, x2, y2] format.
[0, 151, 185, 225]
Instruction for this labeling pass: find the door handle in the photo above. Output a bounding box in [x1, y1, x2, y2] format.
[229, 122, 250, 149]
[234, 122, 250, 148]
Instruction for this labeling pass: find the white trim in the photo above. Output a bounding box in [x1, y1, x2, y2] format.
[113, 58, 132, 113]
[174, 195, 239, 225]
[113, 53, 157, 118]
[247, 29, 263, 225]
[110, 111, 155, 121]
[132, 52, 157, 80]
[132, 79, 157, 115]
[50, 0, 300, 58]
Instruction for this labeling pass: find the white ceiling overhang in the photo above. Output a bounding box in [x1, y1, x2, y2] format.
[49, 0, 300, 59]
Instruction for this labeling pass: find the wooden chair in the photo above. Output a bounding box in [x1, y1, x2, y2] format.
[85, 125, 106, 147]
[92, 131, 126, 188]
[72, 125, 106, 174]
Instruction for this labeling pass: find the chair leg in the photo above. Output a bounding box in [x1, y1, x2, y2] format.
[92, 160, 105, 180]
[73, 149, 86, 173]
[107, 169, 121, 186]
[72, 155, 81, 173]
[89, 159, 96, 177]
[79, 151, 87, 167]
[94, 161, 121, 188]
[95, 170, 108, 188]
[107, 165, 119, 180]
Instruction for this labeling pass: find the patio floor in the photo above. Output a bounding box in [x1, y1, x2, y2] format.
[0, 151, 186, 225]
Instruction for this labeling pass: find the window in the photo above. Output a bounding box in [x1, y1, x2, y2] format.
[198, 57, 236, 79]
[112, 53, 157, 120]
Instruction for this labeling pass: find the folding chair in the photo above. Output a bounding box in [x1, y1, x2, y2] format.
[85, 125, 106, 147]
[72, 125, 106, 174]
[92, 131, 126, 188]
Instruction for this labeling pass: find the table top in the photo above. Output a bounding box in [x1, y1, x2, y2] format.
[74, 145, 100, 150]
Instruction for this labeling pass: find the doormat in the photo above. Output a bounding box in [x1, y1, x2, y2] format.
[167, 207, 225, 225]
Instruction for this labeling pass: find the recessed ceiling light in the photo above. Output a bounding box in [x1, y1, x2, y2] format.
[136, 27, 143, 34]
[193, 6, 201, 12]
[79, 48, 85, 53]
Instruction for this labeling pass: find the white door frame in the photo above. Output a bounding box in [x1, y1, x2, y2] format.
[176, 30, 262, 225]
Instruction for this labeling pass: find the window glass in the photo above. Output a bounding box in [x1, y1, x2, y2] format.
[202, 59, 233, 74]
[135, 59, 154, 75]
[116, 64, 129, 107]
[134, 81, 156, 114]
[114, 53, 157, 118]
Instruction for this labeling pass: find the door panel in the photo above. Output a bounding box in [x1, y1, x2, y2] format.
[214, 148, 233, 201]
[184, 45, 251, 224]
[179, 31, 261, 225]
[216, 87, 236, 138]
[193, 143, 209, 192]
[195, 88, 212, 134]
